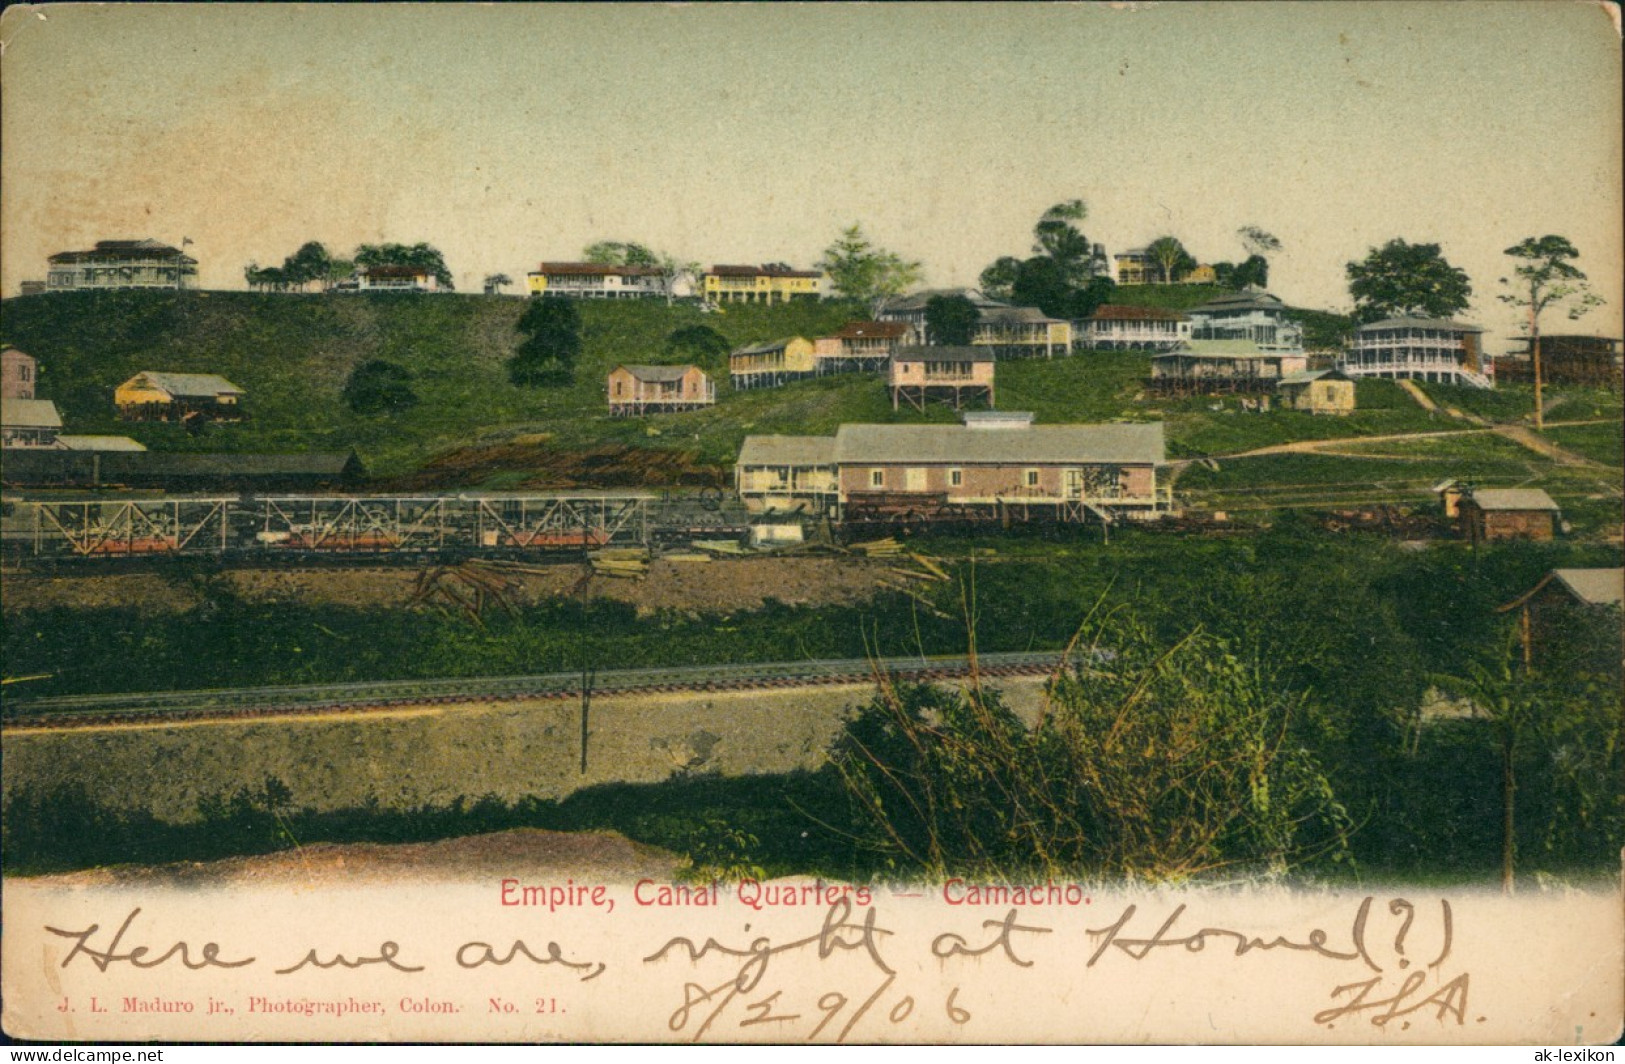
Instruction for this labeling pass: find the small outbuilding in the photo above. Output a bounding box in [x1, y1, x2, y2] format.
[1497, 568, 1623, 669]
[606, 364, 715, 416]
[1277, 368, 1356, 414]
[2, 348, 38, 399]
[0, 397, 63, 447]
[115, 371, 246, 422]
[1457, 487, 1561, 545]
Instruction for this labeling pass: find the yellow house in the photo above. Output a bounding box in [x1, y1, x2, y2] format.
[1277, 369, 1356, 415]
[729, 337, 817, 389]
[703, 264, 822, 305]
[115, 371, 245, 421]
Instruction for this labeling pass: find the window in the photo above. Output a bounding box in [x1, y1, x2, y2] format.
[1025, 469, 1040, 488]
[870, 469, 885, 488]
[949, 469, 963, 487]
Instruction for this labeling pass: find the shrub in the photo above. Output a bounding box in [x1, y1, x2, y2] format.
[343, 359, 418, 415]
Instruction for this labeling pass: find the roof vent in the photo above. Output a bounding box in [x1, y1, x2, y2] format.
[961, 410, 1034, 430]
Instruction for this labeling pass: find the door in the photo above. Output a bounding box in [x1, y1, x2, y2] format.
[905, 467, 927, 492]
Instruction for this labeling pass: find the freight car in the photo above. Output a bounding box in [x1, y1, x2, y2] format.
[1, 492, 660, 561]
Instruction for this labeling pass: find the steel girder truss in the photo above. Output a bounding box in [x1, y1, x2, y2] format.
[255, 497, 450, 552]
[27, 498, 234, 556]
[471, 495, 649, 549]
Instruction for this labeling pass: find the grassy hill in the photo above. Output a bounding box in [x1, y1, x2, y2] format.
[3, 290, 1618, 532]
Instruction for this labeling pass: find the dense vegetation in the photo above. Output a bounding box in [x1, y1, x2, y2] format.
[5, 532, 1619, 882]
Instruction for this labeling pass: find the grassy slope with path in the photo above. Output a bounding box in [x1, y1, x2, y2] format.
[2, 288, 1618, 532]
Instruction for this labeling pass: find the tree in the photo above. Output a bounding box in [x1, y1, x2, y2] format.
[343, 360, 418, 415]
[508, 296, 582, 386]
[817, 224, 923, 315]
[980, 200, 1110, 317]
[1237, 225, 1282, 259]
[1345, 238, 1473, 324]
[284, 242, 333, 288]
[584, 241, 697, 304]
[1145, 235, 1195, 284]
[924, 295, 980, 346]
[354, 242, 454, 289]
[977, 256, 1024, 303]
[1231, 254, 1269, 290]
[483, 273, 513, 296]
[1499, 236, 1604, 430]
[664, 324, 731, 368]
[583, 241, 660, 267]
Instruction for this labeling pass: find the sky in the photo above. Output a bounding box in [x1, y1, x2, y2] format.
[1, 2, 1620, 349]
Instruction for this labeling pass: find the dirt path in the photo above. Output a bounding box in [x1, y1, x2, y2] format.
[17, 829, 684, 888]
[1493, 424, 1615, 469]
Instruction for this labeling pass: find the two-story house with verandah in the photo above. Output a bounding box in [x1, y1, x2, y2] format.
[1339, 317, 1490, 388]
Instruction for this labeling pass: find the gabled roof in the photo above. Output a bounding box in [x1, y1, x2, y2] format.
[123, 372, 245, 397]
[1465, 487, 1560, 512]
[1357, 317, 1483, 333]
[1553, 568, 1625, 606]
[49, 239, 194, 264]
[1087, 304, 1188, 322]
[732, 337, 808, 357]
[1498, 568, 1624, 612]
[1189, 291, 1289, 315]
[978, 306, 1065, 326]
[708, 264, 821, 278]
[538, 262, 663, 277]
[1161, 339, 1271, 359]
[1279, 369, 1353, 385]
[360, 265, 432, 278]
[737, 435, 838, 467]
[1, 398, 62, 429]
[615, 364, 702, 383]
[881, 289, 1010, 313]
[837, 321, 908, 340]
[57, 435, 147, 452]
[835, 422, 1165, 466]
[893, 345, 994, 363]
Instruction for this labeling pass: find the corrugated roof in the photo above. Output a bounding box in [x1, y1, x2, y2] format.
[1, 398, 63, 429]
[881, 289, 1010, 313]
[539, 262, 663, 277]
[49, 239, 194, 264]
[57, 435, 147, 452]
[1467, 487, 1560, 512]
[837, 321, 908, 340]
[737, 435, 838, 466]
[1554, 568, 1624, 606]
[979, 306, 1064, 326]
[1189, 291, 1288, 315]
[835, 422, 1164, 465]
[1087, 304, 1188, 322]
[893, 345, 994, 363]
[732, 338, 804, 357]
[1357, 317, 1483, 333]
[1279, 369, 1352, 385]
[709, 264, 821, 278]
[1169, 339, 1270, 358]
[617, 364, 701, 383]
[125, 372, 245, 397]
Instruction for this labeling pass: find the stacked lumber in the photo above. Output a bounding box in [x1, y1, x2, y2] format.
[849, 537, 903, 557]
[692, 539, 750, 556]
[589, 547, 650, 579]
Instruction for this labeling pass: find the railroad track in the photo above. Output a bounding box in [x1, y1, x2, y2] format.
[1, 651, 1070, 731]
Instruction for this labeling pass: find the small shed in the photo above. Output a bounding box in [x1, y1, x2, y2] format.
[729, 337, 816, 389]
[115, 371, 246, 421]
[1458, 487, 1561, 544]
[0, 397, 63, 447]
[607, 364, 715, 416]
[1278, 368, 1355, 414]
[1498, 568, 1623, 669]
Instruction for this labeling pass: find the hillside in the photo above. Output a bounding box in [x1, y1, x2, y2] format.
[2, 291, 1618, 535]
